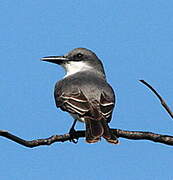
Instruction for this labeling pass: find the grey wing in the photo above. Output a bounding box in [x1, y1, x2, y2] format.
[55, 86, 90, 116]
[100, 91, 115, 123]
[54, 79, 115, 122]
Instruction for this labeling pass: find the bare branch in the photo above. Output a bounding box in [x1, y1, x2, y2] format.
[1, 80, 172, 147]
[112, 129, 173, 145]
[140, 80, 173, 119]
[1, 129, 173, 147]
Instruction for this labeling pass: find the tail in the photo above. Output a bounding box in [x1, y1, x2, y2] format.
[85, 117, 118, 144]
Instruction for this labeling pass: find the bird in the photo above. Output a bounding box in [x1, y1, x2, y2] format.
[41, 48, 118, 144]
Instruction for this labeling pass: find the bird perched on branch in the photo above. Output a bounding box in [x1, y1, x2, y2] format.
[41, 48, 118, 144]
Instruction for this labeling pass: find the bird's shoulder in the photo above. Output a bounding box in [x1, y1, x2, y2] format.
[54, 71, 115, 102]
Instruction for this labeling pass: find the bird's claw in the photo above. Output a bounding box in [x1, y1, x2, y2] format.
[69, 128, 79, 144]
[70, 138, 78, 144]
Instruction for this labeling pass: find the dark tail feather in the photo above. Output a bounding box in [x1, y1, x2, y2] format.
[85, 117, 118, 144]
[85, 117, 103, 143]
[101, 118, 119, 144]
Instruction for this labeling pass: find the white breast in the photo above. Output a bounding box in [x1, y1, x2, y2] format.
[62, 61, 92, 78]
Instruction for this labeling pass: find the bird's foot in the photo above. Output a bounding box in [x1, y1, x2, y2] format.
[69, 128, 78, 144]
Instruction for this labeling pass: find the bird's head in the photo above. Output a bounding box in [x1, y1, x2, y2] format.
[41, 48, 105, 78]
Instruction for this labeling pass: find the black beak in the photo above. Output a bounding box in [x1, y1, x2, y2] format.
[41, 56, 69, 64]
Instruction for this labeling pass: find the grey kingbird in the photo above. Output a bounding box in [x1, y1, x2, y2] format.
[41, 48, 118, 144]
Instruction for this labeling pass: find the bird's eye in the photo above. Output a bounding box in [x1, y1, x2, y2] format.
[76, 53, 83, 58]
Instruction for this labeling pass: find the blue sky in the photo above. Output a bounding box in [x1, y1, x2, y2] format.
[0, 1, 173, 179]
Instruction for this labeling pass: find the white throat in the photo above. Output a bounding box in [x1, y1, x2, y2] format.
[62, 61, 92, 78]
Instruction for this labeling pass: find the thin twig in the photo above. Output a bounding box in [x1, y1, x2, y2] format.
[1, 129, 173, 147]
[140, 80, 173, 119]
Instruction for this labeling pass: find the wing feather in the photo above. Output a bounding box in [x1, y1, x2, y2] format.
[56, 89, 90, 116]
[100, 92, 115, 122]
[55, 84, 115, 123]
